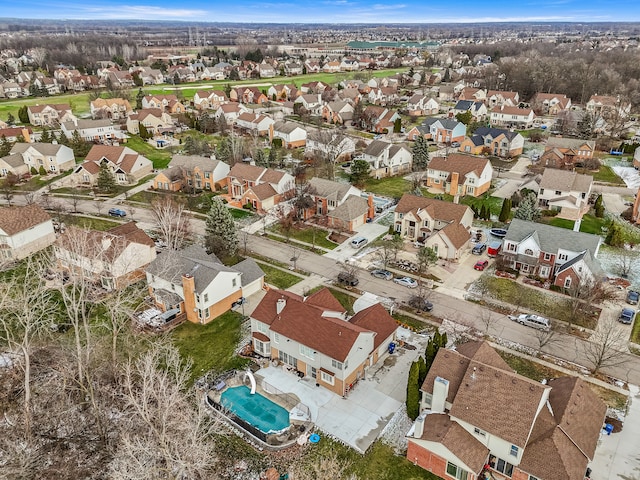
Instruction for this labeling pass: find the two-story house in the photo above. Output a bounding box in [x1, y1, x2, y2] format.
[321, 101, 355, 125]
[500, 219, 603, 287]
[269, 121, 307, 149]
[490, 106, 535, 129]
[126, 109, 174, 136]
[61, 119, 127, 143]
[146, 245, 264, 324]
[531, 93, 572, 116]
[55, 222, 156, 290]
[90, 98, 133, 120]
[407, 118, 467, 144]
[394, 194, 474, 259]
[538, 169, 593, 221]
[142, 94, 186, 114]
[153, 155, 230, 192]
[426, 154, 493, 198]
[194, 90, 228, 110]
[451, 100, 488, 121]
[540, 137, 596, 169]
[0, 204, 56, 261]
[9, 142, 75, 174]
[71, 145, 153, 186]
[27, 103, 76, 127]
[234, 112, 275, 137]
[227, 163, 295, 211]
[459, 127, 524, 158]
[305, 131, 356, 163]
[250, 287, 398, 396]
[586, 94, 631, 119]
[485, 90, 520, 108]
[407, 341, 606, 480]
[407, 94, 440, 116]
[361, 140, 413, 178]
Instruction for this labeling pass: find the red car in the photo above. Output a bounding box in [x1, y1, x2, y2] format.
[473, 260, 489, 271]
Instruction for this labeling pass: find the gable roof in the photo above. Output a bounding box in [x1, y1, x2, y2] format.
[10, 142, 67, 156]
[308, 177, 355, 203]
[545, 137, 595, 151]
[504, 219, 601, 257]
[0, 204, 51, 235]
[472, 126, 520, 142]
[439, 222, 471, 249]
[327, 195, 368, 222]
[348, 302, 397, 350]
[422, 117, 462, 131]
[396, 194, 471, 225]
[428, 154, 490, 178]
[539, 169, 593, 193]
[169, 154, 222, 173]
[305, 287, 346, 313]
[249, 182, 278, 200]
[364, 139, 390, 157]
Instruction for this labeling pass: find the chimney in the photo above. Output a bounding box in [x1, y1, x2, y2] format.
[413, 411, 428, 438]
[367, 194, 375, 220]
[432, 376, 449, 413]
[276, 298, 286, 315]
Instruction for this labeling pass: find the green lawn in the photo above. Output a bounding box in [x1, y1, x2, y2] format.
[172, 311, 249, 385]
[259, 263, 303, 289]
[362, 176, 409, 199]
[66, 215, 121, 231]
[462, 194, 504, 217]
[228, 207, 255, 220]
[591, 165, 625, 185]
[0, 91, 92, 121]
[546, 214, 607, 236]
[124, 135, 172, 169]
[327, 287, 356, 315]
[271, 224, 338, 250]
[629, 314, 640, 344]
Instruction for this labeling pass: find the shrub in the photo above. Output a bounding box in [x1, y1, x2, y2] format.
[541, 209, 559, 217]
[549, 285, 562, 292]
[38, 166, 47, 176]
[30, 166, 38, 175]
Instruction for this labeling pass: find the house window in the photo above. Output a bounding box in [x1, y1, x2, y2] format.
[423, 220, 429, 228]
[279, 351, 298, 367]
[204, 293, 209, 303]
[555, 190, 561, 195]
[254, 339, 266, 355]
[331, 359, 343, 370]
[564, 277, 572, 288]
[529, 476, 539, 480]
[274, 333, 280, 343]
[543, 253, 551, 261]
[558, 253, 568, 261]
[255, 322, 267, 333]
[398, 213, 403, 219]
[524, 248, 534, 256]
[446, 461, 468, 480]
[507, 243, 516, 252]
[320, 370, 334, 385]
[204, 172, 210, 179]
[232, 278, 237, 288]
[494, 458, 514, 477]
[510, 445, 519, 457]
[474, 427, 486, 437]
[540, 188, 545, 194]
[300, 344, 315, 359]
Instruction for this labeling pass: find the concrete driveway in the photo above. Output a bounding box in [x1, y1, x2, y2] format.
[324, 223, 388, 262]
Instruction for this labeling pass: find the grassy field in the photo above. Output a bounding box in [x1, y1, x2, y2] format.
[125, 135, 173, 169]
[270, 224, 338, 250]
[172, 311, 249, 385]
[259, 263, 303, 289]
[591, 165, 625, 185]
[362, 176, 409, 198]
[0, 91, 92, 121]
[629, 314, 640, 344]
[461, 194, 504, 217]
[546, 213, 607, 236]
[66, 215, 121, 231]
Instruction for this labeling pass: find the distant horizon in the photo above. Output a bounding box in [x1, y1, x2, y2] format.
[1, 0, 639, 24]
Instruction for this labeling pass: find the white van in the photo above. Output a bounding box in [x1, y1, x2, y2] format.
[511, 314, 550, 331]
[350, 236, 368, 249]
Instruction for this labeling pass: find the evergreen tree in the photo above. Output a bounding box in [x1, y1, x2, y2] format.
[96, 163, 117, 193]
[406, 361, 420, 421]
[38, 165, 47, 176]
[425, 328, 447, 373]
[577, 112, 594, 139]
[139, 123, 151, 140]
[514, 193, 541, 221]
[498, 198, 512, 222]
[350, 159, 371, 187]
[39, 127, 52, 143]
[18, 105, 29, 124]
[136, 88, 145, 110]
[268, 147, 277, 168]
[594, 194, 605, 218]
[393, 118, 402, 133]
[70, 130, 91, 157]
[204, 197, 238, 258]
[6, 113, 15, 125]
[254, 149, 267, 167]
[216, 137, 231, 164]
[605, 223, 625, 247]
[30, 166, 38, 175]
[417, 355, 427, 386]
[0, 135, 12, 157]
[412, 135, 430, 171]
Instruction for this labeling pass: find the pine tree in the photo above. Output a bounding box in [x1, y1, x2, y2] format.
[393, 118, 402, 133]
[204, 197, 238, 258]
[136, 88, 144, 110]
[498, 198, 511, 222]
[139, 123, 151, 140]
[38, 165, 47, 176]
[267, 147, 277, 168]
[406, 361, 420, 421]
[96, 163, 117, 193]
[216, 138, 231, 164]
[70, 130, 91, 157]
[605, 223, 625, 247]
[6, 113, 15, 125]
[412, 135, 430, 171]
[18, 105, 29, 124]
[0, 135, 12, 157]
[514, 193, 541, 221]
[594, 194, 604, 218]
[417, 355, 427, 386]
[39, 127, 52, 143]
[254, 149, 267, 167]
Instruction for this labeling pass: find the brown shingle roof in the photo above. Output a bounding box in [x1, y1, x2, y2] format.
[349, 303, 397, 350]
[428, 154, 489, 179]
[439, 222, 471, 249]
[327, 195, 368, 222]
[396, 194, 471, 225]
[249, 182, 277, 200]
[85, 145, 125, 162]
[0, 204, 51, 236]
[305, 287, 346, 313]
[229, 162, 265, 182]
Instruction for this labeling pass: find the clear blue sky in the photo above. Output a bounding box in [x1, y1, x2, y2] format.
[2, 0, 639, 23]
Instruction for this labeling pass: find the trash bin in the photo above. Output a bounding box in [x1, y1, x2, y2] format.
[605, 423, 614, 435]
[388, 342, 396, 354]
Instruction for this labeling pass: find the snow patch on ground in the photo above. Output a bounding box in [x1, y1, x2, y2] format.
[380, 403, 412, 454]
[611, 166, 640, 189]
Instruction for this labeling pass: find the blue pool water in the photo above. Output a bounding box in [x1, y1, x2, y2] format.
[220, 385, 290, 433]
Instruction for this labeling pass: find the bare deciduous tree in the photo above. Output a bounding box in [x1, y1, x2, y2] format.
[373, 236, 403, 270]
[288, 451, 356, 480]
[532, 322, 561, 356]
[150, 196, 192, 251]
[583, 313, 628, 374]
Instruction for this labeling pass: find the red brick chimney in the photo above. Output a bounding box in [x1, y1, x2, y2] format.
[367, 194, 375, 220]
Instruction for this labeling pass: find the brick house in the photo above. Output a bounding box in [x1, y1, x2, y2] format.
[153, 155, 230, 192]
[499, 219, 603, 287]
[531, 93, 572, 115]
[227, 163, 295, 211]
[459, 127, 524, 158]
[407, 118, 467, 144]
[407, 341, 606, 480]
[426, 154, 493, 197]
[540, 137, 596, 169]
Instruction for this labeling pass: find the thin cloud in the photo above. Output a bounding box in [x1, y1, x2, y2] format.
[79, 5, 207, 18]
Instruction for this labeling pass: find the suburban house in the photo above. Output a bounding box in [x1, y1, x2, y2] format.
[407, 94, 440, 116]
[54, 222, 156, 290]
[146, 245, 265, 324]
[321, 101, 355, 125]
[0, 127, 32, 143]
[153, 155, 230, 192]
[215, 103, 249, 123]
[294, 93, 323, 114]
[531, 93, 572, 115]
[305, 131, 356, 163]
[226, 163, 295, 211]
[500, 218, 603, 287]
[250, 287, 398, 396]
[142, 94, 186, 114]
[8, 142, 75, 173]
[194, 90, 228, 110]
[485, 90, 520, 108]
[27, 103, 77, 127]
[451, 100, 488, 121]
[269, 121, 307, 148]
[407, 341, 606, 480]
[361, 140, 413, 178]
[304, 177, 362, 218]
[459, 127, 524, 158]
[537, 169, 593, 222]
[394, 194, 473, 260]
[61, 119, 127, 143]
[490, 106, 535, 129]
[458, 87, 486, 102]
[540, 137, 596, 169]
[0, 204, 56, 261]
[267, 84, 298, 102]
[71, 145, 153, 186]
[586, 94, 631, 119]
[90, 98, 133, 120]
[126, 109, 174, 135]
[359, 106, 401, 133]
[426, 154, 493, 198]
[234, 112, 275, 136]
[230, 86, 269, 105]
[407, 118, 467, 144]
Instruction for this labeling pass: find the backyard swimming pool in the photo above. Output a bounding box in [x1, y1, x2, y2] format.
[220, 385, 290, 434]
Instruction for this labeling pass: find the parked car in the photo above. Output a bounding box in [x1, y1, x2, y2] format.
[508, 313, 550, 331]
[394, 277, 418, 288]
[627, 290, 639, 305]
[407, 295, 433, 312]
[473, 260, 489, 271]
[619, 308, 636, 325]
[371, 269, 393, 280]
[340, 162, 352, 169]
[337, 272, 359, 287]
[451, 141, 460, 147]
[108, 208, 127, 217]
[472, 243, 486, 255]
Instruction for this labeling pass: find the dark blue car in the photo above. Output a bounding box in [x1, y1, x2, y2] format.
[108, 208, 127, 217]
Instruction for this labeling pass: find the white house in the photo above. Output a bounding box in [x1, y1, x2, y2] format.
[490, 106, 535, 129]
[9, 142, 75, 173]
[361, 140, 412, 178]
[269, 121, 307, 148]
[537, 169, 593, 222]
[0, 204, 56, 261]
[61, 119, 127, 143]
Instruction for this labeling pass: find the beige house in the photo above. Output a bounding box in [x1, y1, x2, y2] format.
[27, 104, 76, 127]
[71, 145, 153, 186]
[90, 98, 133, 120]
[0, 204, 56, 260]
[126, 109, 173, 135]
[425, 154, 493, 197]
[9, 142, 75, 174]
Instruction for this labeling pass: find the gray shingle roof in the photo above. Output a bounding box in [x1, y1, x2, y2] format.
[327, 195, 368, 221]
[308, 177, 353, 203]
[234, 258, 265, 287]
[473, 126, 520, 142]
[11, 142, 65, 156]
[546, 137, 595, 150]
[169, 154, 221, 173]
[539, 169, 593, 193]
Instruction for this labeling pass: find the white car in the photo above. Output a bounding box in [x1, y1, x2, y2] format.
[393, 277, 418, 288]
[508, 313, 550, 331]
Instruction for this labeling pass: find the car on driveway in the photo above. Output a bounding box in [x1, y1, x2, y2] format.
[108, 208, 127, 217]
[472, 243, 486, 255]
[371, 269, 393, 280]
[473, 260, 489, 271]
[393, 276, 418, 288]
[619, 308, 636, 325]
[627, 290, 639, 305]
